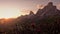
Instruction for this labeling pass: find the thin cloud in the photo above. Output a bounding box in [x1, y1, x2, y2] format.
[36, 4, 44, 9]
[20, 9, 31, 15]
[56, 4, 60, 9]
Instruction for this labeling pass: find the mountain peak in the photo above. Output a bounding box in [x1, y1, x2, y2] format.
[48, 2, 53, 6]
[36, 2, 60, 17]
[43, 2, 56, 10]
[29, 11, 34, 15]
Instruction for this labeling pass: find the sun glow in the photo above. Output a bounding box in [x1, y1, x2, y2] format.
[0, 8, 20, 19]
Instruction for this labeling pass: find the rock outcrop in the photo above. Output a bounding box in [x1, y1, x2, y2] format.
[36, 2, 60, 17]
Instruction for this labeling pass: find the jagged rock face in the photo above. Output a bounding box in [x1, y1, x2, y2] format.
[17, 2, 60, 22]
[36, 2, 60, 17]
[36, 9, 43, 16]
[29, 11, 34, 15]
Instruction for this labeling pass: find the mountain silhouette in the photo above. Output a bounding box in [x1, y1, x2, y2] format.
[0, 2, 60, 34]
[15, 2, 60, 34]
[16, 2, 60, 24]
[36, 2, 60, 17]
[29, 11, 34, 15]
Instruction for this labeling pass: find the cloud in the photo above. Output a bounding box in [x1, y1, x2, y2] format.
[56, 4, 60, 9]
[20, 9, 31, 15]
[57, 4, 60, 7]
[36, 4, 44, 9]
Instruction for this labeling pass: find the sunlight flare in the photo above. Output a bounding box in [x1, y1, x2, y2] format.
[0, 8, 20, 18]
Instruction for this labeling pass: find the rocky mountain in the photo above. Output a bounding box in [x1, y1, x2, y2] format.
[36, 2, 60, 17]
[0, 2, 60, 34]
[17, 2, 60, 23]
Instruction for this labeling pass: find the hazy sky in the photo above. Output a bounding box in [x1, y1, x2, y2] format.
[0, 0, 60, 18]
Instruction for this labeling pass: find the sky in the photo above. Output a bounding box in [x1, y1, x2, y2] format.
[0, 0, 60, 18]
